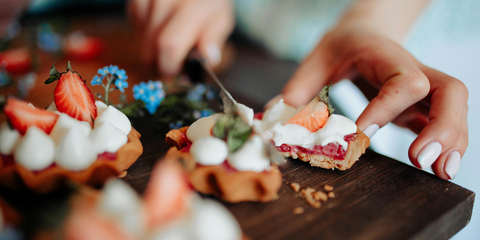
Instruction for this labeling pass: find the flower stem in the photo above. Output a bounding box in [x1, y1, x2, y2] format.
[105, 77, 110, 105]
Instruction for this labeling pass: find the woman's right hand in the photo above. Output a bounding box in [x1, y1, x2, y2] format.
[128, 0, 235, 75]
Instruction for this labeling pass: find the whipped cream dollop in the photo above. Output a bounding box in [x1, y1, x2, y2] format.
[190, 136, 228, 166]
[0, 123, 21, 155]
[2, 101, 132, 171]
[227, 135, 271, 172]
[98, 180, 241, 240]
[186, 104, 270, 173]
[253, 99, 357, 150]
[14, 127, 55, 171]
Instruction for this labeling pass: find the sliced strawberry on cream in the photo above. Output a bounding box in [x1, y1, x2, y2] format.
[4, 98, 59, 135]
[45, 62, 97, 127]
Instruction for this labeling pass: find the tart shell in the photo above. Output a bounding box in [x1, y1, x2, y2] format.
[280, 128, 370, 170]
[166, 128, 282, 203]
[0, 127, 143, 193]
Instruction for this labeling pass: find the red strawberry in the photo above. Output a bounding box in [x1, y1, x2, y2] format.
[45, 62, 97, 127]
[0, 48, 32, 74]
[4, 98, 59, 135]
[64, 35, 104, 61]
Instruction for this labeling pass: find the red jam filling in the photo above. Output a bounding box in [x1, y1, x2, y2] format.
[97, 152, 118, 161]
[276, 133, 356, 160]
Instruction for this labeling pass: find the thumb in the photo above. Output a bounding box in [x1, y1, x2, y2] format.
[281, 45, 338, 108]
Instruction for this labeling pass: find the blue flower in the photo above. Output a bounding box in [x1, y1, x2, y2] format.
[200, 109, 214, 117]
[91, 75, 103, 86]
[132, 82, 148, 100]
[109, 65, 119, 74]
[187, 84, 207, 101]
[116, 69, 127, 80]
[115, 78, 128, 92]
[169, 121, 183, 129]
[97, 66, 110, 76]
[145, 102, 158, 115]
[147, 80, 162, 91]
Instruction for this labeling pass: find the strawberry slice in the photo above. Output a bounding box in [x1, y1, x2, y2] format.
[4, 98, 59, 135]
[64, 35, 104, 61]
[45, 62, 97, 127]
[0, 48, 32, 74]
[285, 85, 334, 132]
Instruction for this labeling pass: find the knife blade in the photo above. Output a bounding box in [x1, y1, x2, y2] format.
[188, 50, 286, 165]
[188, 50, 237, 113]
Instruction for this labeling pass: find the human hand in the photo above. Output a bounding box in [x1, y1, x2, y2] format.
[281, 24, 468, 180]
[128, 0, 234, 75]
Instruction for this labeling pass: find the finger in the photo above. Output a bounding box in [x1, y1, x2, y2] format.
[141, 0, 180, 65]
[197, 9, 234, 67]
[127, 0, 151, 27]
[156, 0, 221, 75]
[354, 48, 430, 134]
[281, 44, 335, 108]
[431, 114, 468, 180]
[408, 66, 469, 179]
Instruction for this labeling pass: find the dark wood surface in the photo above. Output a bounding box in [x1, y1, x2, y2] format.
[0, 10, 475, 240]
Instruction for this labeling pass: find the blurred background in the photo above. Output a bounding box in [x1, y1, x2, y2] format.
[1, 0, 479, 239]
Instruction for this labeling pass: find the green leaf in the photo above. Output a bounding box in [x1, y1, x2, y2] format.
[318, 84, 334, 115]
[66, 61, 72, 72]
[212, 114, 231, 139]
[226, 115, 252, 152]
[49, 63, 59, 76]
[44, 74, 60, 84]
[45, 63, 61, 84]
[212, 113, 252, 152]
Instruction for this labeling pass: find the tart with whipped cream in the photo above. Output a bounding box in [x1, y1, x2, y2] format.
[64, 159, 245, 240]
[166, 104, 282, 203]
[0, 64, 142, 193]
[254, 86, 370, 170]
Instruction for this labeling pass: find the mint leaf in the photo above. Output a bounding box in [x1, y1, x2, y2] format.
[212, 113, 252, 152]
[226, 115, 252, 152]
[318, 84, 334, 115]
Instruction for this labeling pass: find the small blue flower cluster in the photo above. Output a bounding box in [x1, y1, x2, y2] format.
[91, 65, 128, 92]
[187, 84, 216, 102]
[133, 80, 165, 115]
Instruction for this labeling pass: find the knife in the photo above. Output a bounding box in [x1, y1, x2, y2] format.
[188, 50, 237, 114]
[187, 50, 286, 165]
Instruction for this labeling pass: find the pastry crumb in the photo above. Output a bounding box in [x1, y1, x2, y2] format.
[301, 187, 321, 208]
[328, 192, 335, 198]
[293, 207, 305, 214]
[290, 183, 301, 192]
[118, 171, 127, 178]
[324, 185, 334, 191]
[313, 191, 328, 202]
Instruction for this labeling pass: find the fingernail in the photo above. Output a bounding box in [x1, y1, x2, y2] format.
[417, 142, 442, 169]
[264, 94, 283, 110]
[445, 151, 461, 180]
[363, 124, 379, 139]
[206, 43, 221, 66]
[160, 52, 178, 75]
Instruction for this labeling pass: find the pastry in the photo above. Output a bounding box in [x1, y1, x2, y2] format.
[64, 159, 244, 240]
[0, 64, 142, 193]
[166, 104, 282, 203]
[254, 86, 370, 170]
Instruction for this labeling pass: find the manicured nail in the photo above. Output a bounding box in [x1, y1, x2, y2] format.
[363, 124, 379, 139]
[445, 151, 461, 180]
[264, 94, 283, 110]
[206, 43, 221, 66]
[417, 142, 442, 169]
